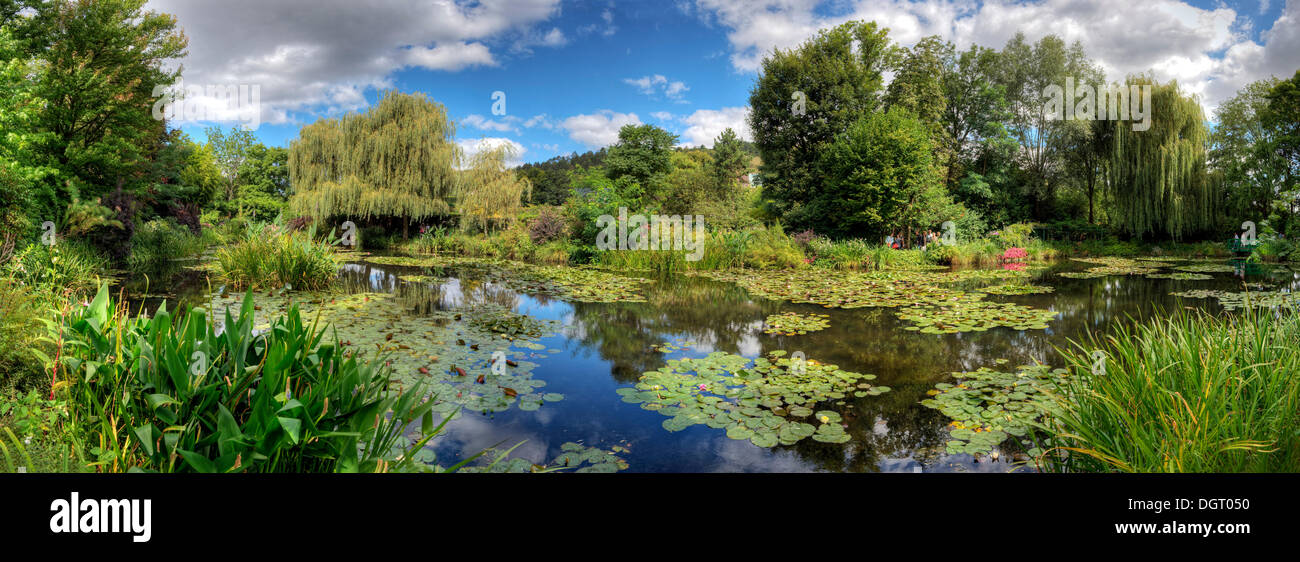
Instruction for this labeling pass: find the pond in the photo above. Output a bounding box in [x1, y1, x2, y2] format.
[129, 256, 1300, 473]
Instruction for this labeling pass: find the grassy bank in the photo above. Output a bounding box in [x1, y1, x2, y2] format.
[1047, 306, 1300, 473]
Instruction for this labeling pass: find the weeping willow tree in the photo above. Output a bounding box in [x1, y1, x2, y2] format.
[288, 91, 460, 234]
[456, 141, 531, 233]
[1104, 78, 1220, 240]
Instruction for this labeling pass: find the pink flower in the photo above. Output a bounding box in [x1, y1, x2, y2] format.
[1002, 247, 1028, 260]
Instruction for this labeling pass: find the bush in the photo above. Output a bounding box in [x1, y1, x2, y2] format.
[528, 206, 568, 244]
[742, 226, 806, 269]
[41, 284, 452, 473]
[214, 223, 339, 290]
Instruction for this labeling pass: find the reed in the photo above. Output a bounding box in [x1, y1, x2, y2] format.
[1044, 305, 1300, 473]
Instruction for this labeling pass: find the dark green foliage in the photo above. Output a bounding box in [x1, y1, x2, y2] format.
[812, 108, 942, 240]
[516, 149, 608, 206]
[748, 20, 898, 229]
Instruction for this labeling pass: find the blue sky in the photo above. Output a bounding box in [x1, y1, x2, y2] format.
[149, 0, 1300, 165]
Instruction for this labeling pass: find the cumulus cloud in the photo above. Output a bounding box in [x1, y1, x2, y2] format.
[693, 0, 1300, 113]
[678, 107, 752, 148]
[561, 110, 642, 148]
[144, 0, 562, 126]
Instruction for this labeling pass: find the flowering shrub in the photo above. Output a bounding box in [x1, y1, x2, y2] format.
[528, 207, 568, 244]
[1002, 247, 1028, 261]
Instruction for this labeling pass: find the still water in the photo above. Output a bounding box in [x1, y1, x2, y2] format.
[143, 258, 1299, 473]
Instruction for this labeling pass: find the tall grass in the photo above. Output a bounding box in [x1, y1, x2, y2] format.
[38, 283, 460, 473]
[128, 219, 212, 277]
[1045, 306, 1300, 473]
[215, 222, 339, 290]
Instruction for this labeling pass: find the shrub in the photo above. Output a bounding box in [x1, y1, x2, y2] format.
[528, 206, 568, 244]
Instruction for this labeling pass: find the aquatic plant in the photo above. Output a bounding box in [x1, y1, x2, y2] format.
[981, 283, 1055, 295]
[763, 312, 831, 335]
[616, 350, 889, 447]
[921, 364, 1068, 456]
[40, 284, 453, 473]
[214, 222, 339, 291]
[1047, 305, 1300, 472]
[206, 291, 563, 415]
[897, 298, 1058, 334]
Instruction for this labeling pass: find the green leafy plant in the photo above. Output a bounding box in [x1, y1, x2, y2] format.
[41, 283, 458, 473]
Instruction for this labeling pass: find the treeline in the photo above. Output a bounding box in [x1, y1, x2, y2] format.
[747, 21, 1299, 243]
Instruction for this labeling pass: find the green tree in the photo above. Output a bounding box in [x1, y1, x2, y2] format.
[710, 127, 747, 194]
[205, 125, 257, 204]
[289, 91, 460, 235]
[234, 144, 289, 220]
[0, 24, 56, 241]
[25, 0, 187, 203]
[1262, 70, 1300, 236]
[748, 20, 898, 229]
[604, 123, 677, 208]
[1103, 78, 1219, 240]
[457, 142, 531, 232]
[812, 108, 943, 240]
[995, 34, 1101, 219]
[940, 43, 1011, 190]
[144, 129, 220, 218]
[885, 35, 949, 142]
[1211, 78, 1286, 228]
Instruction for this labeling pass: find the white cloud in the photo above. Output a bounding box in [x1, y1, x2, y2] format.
[457, 137, 527, 168]
[462, 114, 521, 133]
[523, 113, 556, 129]
[145, 0, 562, 126]
[677, 107, 752, 148]
[561, 110, 642, 147]
[404, 42, 497, 71]
[623, 74, 690, 100]
[693, 0, 1300, 114]
[650, 111, 676, 121]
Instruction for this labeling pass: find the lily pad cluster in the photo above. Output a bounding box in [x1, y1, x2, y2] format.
[616, 350, 890, 447]
[1145, 272, 1213, 280]
[1173, 263, 1236, 274]
[1170, 289, 1300, 310]
[693, 269, 973, 309]
[512, 266, 651, 303]
[763, 312, 831, 335]
[454, 442, 629, 473]
[1061, 257, 1162, 278]
[468, 307, 553, 340]
[981, 283, 1055, 295]
[920, 364, 1068, 455]
[897, 296, 1058, 334]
